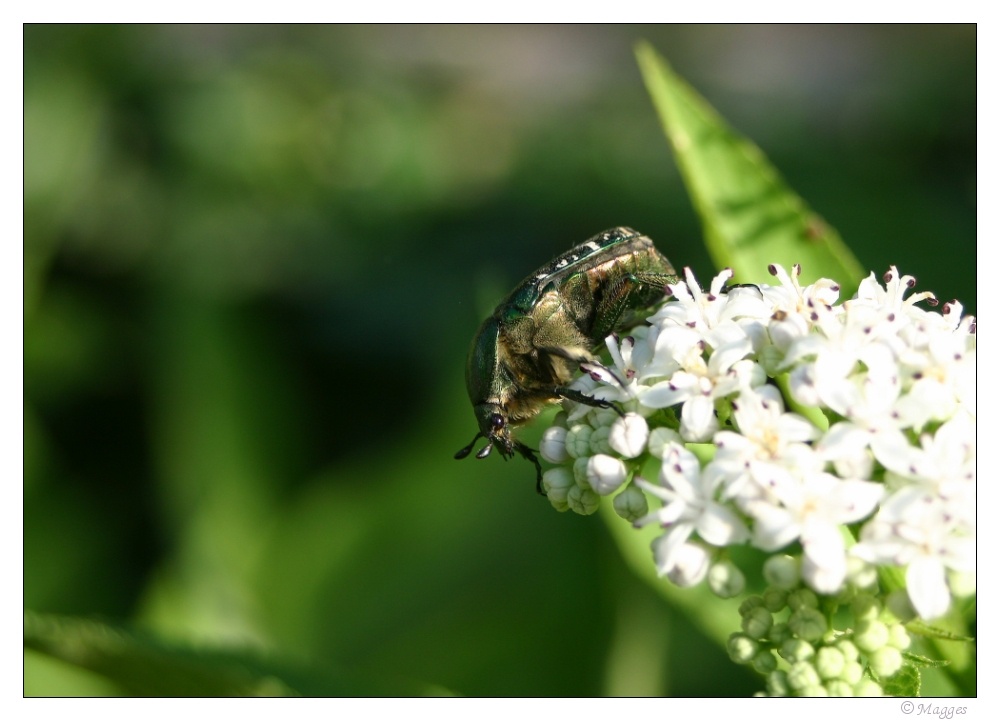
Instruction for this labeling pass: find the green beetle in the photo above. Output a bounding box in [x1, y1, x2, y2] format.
[455, 227, 678, 491]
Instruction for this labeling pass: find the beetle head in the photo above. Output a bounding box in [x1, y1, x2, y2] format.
[454, 402, 513, 462]
[475, 403, 514, 458]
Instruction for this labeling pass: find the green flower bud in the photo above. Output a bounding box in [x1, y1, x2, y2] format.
[589, 426, 612, 455]
[708, 560, 746, 599]
[789, 607, 827, 642]
[612, 482, 648, 523]
[787, 661, 821, 692]
[869, 647, 903, 678]
[548, 497, 570, 513]
[647, 427, 683, 458]
[836, 639, 860, 663]
[841, 661, 864, 685]
[752, 649, 778, 675]
[738, 595, 765, 617]
[815, 646, 845, 680]
[887, 623, 912, 651]
[853, 678, 884, 697]
[825, 679, 854, 697]
[766, 670, 791, 697]
[591, 409, 617, 429]
[763, 554, 801, 590]
[762, 587, 788, 613]
[742, 606, 774, 639]
[572, 456, 590, 487]
[854, 619, 889, 654]
[768, 622, 793, 646]
[779, 638, 815, 663]
[541, 467, 574, 503]
[566, 484, 600, 516]
[727, 633, 759, 664]
[565, 425, 593, 458]
[787, 588, 819, 611]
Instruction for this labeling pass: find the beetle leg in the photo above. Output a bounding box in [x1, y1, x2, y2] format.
[513, 441, 545, 494]
[553, 386, 625, 418]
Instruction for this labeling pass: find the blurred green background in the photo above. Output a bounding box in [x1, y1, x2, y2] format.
[24, 25, 975, 696]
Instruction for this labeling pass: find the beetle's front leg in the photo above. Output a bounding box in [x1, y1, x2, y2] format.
[513, 441, 545, 494]
[553, 386, 626, 418]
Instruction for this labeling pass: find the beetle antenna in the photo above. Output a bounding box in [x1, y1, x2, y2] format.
[475, 443, 493, 459]
[454, 433, 484, 460]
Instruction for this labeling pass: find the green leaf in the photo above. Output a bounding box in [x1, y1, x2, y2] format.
[24, 610, 447, 697]
[883, 663, 922, 697]
[903, 652, 952, 669]
[907, 621, 976, 644]
[635, 42, 866, 293]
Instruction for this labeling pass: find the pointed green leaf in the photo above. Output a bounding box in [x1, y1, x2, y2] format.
[636, 42, 866, 292]
[903, 652, 952, 669]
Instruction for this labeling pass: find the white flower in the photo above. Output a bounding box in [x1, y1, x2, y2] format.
[854, 485, 974, 619]
[648, 267, 736, 334]
[763, 262, 842, 315]
[747, 471, 884, 594]
[714, 388, 822, 504]
[635, 443, 750, 548]
[640, 333, 760, 441]
[851, 266, 938, 325]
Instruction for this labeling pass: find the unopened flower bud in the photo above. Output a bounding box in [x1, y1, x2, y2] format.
[539, 426, 569, 463]
[608, 412, 649, 458]
[825, 679, 853, 697]
[727, 633, 758, 664]
[763, 555, 800, 590]
[586, 454, 628, 495]
[788, 607, 826, 642]
[869, 647, 903, 678]
[708, 560, 746, 598]
[779, 638, 815, 663]
[815, 646, 845, 680]
[742, 606, 773, 640]
[787, 661, 821, 692]
[566, 485, 599, 516]
[589, 426, 612, 455]
[564, 425, 593, 458]
[612, 482, 648, 522]
[541, 468, 574, 504]
[854, 619, 889, 653]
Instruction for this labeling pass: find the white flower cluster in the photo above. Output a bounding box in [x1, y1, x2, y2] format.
[539, 265, 976, 620]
